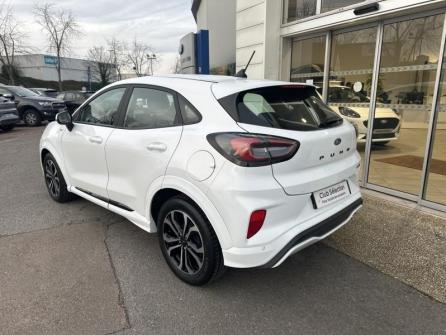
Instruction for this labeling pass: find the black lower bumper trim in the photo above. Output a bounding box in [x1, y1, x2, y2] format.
[260, 198, 363, 268]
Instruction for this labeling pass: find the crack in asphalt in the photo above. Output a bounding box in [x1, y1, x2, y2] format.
[104, 221, 132, 334]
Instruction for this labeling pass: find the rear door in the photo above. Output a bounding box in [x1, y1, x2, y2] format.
[61, 87, 127, 198]
[105, 86, 183, 215]
[219, 85, 359, 195]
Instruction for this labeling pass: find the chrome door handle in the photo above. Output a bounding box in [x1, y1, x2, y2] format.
[146, 142, 167, 152]
[89, 136, 103, 144]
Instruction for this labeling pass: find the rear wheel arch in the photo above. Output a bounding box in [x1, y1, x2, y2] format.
[148, 181, 232, 250]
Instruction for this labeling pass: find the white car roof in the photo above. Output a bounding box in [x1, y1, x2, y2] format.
[108, 74, 314, 99]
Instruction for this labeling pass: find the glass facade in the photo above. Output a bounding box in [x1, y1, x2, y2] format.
[288, 11, 446, 211]
[290, 36, 326, 87]
[425, 43, 446, 206]
[368, 14, 444, 195]
[321, 0, 365, 13]
[328, 27, 377, 179]
[284, 0, 370, 24]
[284, 0, 317, 23]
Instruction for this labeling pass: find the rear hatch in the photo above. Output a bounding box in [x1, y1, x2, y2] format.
[216, 84, 359, 195]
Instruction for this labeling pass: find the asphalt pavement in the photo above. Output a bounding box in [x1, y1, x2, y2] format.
[0, 126, 445, 335]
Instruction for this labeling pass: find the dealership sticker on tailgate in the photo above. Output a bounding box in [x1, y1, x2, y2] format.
[312, 180, 351, 209]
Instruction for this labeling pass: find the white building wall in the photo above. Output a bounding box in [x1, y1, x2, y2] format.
[196, 0, 236, 71]
[236, 0, 266, 79]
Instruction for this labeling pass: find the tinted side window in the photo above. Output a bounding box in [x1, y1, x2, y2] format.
[0, 88, 11, 96]
[178, 96, 201, 125]
[124, 87, 179, 129]
[78, 88, 125, 126]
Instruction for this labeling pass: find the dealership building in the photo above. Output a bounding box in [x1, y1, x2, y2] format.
[191, 0, 446, 212]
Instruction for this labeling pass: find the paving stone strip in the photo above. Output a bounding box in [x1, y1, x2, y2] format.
[327, 193, 446, 303]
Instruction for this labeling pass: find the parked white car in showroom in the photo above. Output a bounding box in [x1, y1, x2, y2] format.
[326, 85, 401, 145]
[39, 75, 362, 285]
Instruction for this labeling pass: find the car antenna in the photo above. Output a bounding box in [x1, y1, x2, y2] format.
[235, 51, 255, 78]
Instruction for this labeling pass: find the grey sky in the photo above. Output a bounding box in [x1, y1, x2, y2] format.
[11, 0, 196, 73]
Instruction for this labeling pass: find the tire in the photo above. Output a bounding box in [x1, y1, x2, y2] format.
[157, 196, 225, 286]
[0, 124, 14, 131]
[43, 153, 76, 203]
[23, 109, 42, 126]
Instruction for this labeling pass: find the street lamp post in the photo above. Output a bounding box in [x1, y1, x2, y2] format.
[147, 53, 156, 76]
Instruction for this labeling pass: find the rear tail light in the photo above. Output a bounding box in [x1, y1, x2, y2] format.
[247, 210, 266, 239]
[207, 133, 299, 167]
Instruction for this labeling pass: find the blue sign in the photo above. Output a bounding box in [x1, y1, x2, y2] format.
[44, 55, 58, 66]
[196, 30, 209, 75]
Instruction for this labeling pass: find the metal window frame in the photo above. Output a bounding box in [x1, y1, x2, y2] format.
[362, 21, 383, 187]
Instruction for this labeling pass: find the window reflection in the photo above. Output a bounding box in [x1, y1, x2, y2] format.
[368, 14, 445, 195]
[327, 27, 377, 180]
[290, 36, 326, 88]
[284, 0, 317, 23]
[425, 50, 446, 206]
[321, 0, 365, 13]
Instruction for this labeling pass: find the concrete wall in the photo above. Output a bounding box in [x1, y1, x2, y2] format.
[196, 0, 236, 71]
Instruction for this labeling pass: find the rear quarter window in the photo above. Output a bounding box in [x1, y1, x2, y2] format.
[218, 86, 343, 131]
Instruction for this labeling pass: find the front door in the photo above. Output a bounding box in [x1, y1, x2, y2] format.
[106, 86, 183, 215]
[61, 87, 127, 198]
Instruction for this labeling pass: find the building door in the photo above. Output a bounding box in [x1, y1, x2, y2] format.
[424, 34, 446, 208]
[328, 25, 378, 180]
[366, 13, 446, 197]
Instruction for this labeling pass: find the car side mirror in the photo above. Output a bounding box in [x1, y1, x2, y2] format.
[2, 94, 14, 101]
[56, 111, 74, 131]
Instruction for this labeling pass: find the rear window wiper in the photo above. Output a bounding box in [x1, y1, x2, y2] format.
[319, 117, 343, 128]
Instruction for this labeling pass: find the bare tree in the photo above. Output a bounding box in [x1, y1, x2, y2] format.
[107, 38, 127, 81]
[0, 3, 27, 85]
[172, 55, 181, 74]
[87, 46, 114, 87]
[34, 3, 81, 90]
[127, 39, 155, 76]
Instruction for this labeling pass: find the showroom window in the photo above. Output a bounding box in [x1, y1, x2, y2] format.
[321, 0, 365, 13]
[283, 0, 317, 23]
[290, 35, 326, 88]
[284, 0, 382, 24]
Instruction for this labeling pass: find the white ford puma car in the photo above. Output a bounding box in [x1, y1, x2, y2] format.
[327, 86, 401, 144]
[40, 75, 362, 285]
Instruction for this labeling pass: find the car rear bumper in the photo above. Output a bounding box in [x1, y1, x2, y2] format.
[221, 195, 362, 268]
[0, 111, 19, 125]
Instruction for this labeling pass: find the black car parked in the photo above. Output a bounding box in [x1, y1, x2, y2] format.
[0, 95, 19, 131]
[0, 86, 67, 126]
[56, 91, 93, 114]
[29, 88, 59, 99]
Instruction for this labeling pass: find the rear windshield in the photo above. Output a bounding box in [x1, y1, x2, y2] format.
[218, 85, 343, 131]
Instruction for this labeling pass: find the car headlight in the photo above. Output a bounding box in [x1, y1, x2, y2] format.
[339, 106, 361, 118]
[38, 101, 53, 107]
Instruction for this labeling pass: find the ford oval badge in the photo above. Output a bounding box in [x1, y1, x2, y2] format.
[334, 138, 342, 146]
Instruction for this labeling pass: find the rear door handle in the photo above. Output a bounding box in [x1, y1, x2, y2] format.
[89, 136, 103, 144]
[146, 142, 167, 152]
